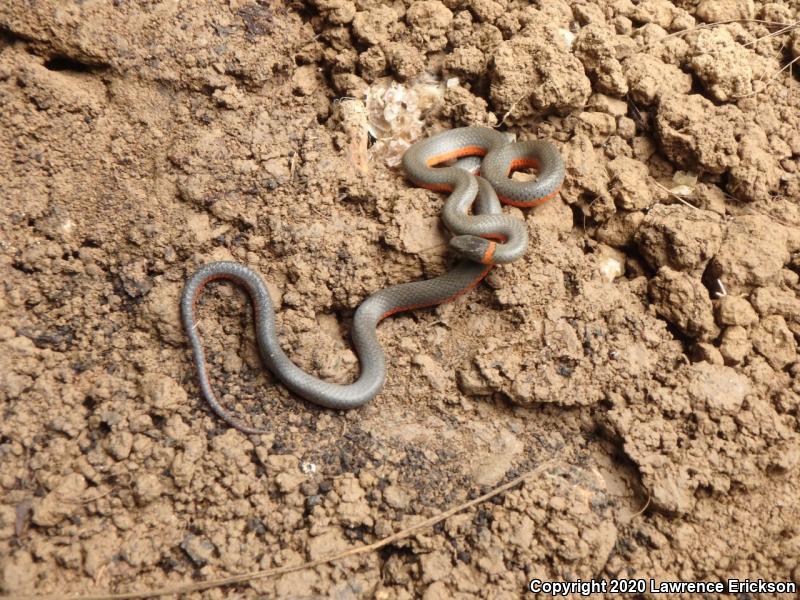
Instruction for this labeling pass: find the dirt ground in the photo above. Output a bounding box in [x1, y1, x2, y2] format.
[1, 0, 799, 598]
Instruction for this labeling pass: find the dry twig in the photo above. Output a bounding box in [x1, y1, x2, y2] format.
[652, 180, 700, 211]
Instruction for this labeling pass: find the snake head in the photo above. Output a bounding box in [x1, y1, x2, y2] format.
[449, 235, 497, 265]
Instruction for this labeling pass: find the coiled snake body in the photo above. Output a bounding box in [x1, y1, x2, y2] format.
[181, 127, 565, 433]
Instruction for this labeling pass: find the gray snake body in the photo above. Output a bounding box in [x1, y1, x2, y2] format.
[181, 127, 565, 433]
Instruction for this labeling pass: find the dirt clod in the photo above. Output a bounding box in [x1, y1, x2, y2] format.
[635, 203, 723, 272]
[649, 267, 720, 340]
[707, 215, 790, 294]
[490, 35, 591, 120]
[716, 294, 758, 327]
[656, 93, 743, 174]
[751, 315, 797, 370]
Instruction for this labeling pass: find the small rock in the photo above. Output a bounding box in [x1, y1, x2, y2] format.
[181, 534, 216, 566]
[265, 454, 299, 473]
[164, 415, 191, 443]
[222, 350, 243, 374]
[420, 550, 453, 584]
[606, 156, 654, 211]
[559, 134, 612, 211]
[719, 325, 751, 365]
[587, 93, 629, 116]
[690, 342, 724, 365]
[291, 65, 323, 96]
[571, 111, 617, 141]
[143, 280, 184, 346]
[617, 116, 636, 139]
[465, 0, 504, 22]
[456, 367, 493, 396]
[112, 512, 134, 530]
[614, 16, 633, 35]
[631, 0, 688, 28]
[716, 295, 758, 327]
[358, 46, 386, 81]
[574, 3, 606, 25]
[442, 46, 487, 81]
[335, 475, 373, 527]
[405, 1, 452, 34]
[119, 260, 152, 298]
[331, 97, 369, 174]
[383, 42, 425, 80]
[305, 495, 323, 511]
[595, 244, 625, 282]
[210, 430, 254, 472]
[332, 72, 368, 98]
[650, 467, 695, 514]
[383, 485, 411, 510]
[335, 475, 365, 503]
[694, 183, 727, 215]
[276, 470, 306, 493]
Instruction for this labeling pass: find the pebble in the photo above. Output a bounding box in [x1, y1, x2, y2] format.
[716, 295, 758, 327]
[382, 485, 411, 510]
[181, 534, 216, 566]
[719, 325, 751, 365]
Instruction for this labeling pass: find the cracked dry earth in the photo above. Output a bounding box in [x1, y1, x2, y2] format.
[1, 0, 800, 598]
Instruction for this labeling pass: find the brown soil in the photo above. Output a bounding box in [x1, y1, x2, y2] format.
[1, 1, 799, 598]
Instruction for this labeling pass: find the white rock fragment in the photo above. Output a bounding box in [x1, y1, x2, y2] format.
[365, 74, 447, 167]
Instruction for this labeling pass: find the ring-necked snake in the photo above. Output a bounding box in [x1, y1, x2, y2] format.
[181, 126, 565, 433]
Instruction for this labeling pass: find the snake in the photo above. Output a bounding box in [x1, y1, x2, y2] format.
[181, 126, 565, 433]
